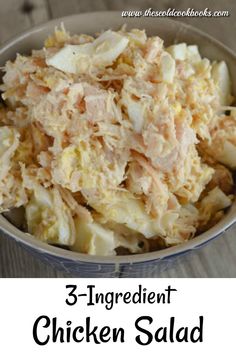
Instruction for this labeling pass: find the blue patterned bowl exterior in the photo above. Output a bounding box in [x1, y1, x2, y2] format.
[0, 13, 236, 277]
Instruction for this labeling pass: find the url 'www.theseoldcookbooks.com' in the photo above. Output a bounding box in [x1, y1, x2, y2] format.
[121, 8, 230, 18]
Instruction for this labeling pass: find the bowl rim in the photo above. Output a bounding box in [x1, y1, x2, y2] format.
[0, 11, 236, 265]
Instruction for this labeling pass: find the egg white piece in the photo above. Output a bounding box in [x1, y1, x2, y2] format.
[46, 30, 129, 74]
[92, 30, 129, 66]
[46, 43, 93, 74]
[167, 43, 187, 60]
[160, 52, 176, 83]
[72, 219, 116, 256]
[215, 140, 236, 169]
[187, 45, 201, 62]
[211, 61, 231, 105]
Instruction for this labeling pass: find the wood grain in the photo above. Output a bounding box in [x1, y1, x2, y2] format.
[0, 0, 236, 277]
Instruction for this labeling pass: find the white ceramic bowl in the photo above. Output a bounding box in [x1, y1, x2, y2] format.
[0, 12, 236, 277]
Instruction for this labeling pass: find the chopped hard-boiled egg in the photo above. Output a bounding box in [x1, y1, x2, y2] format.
[187, 45, 201, 62]
[25, 184, 75, 245]
[159, 52, 175, 83]
[46, 43, 93, 74]
[92, 30, 129, 66]
[121, 91, 147, 133]
[199, 187, 232, 222]
[167, 43, 187, 60]
[0, 126, 19, 181]
[88, 191, 166, 238]
[72, 219, 116, 256]
[46, 30, 129, 74]
[167, 43, 201, 63]
[211, 61, 232, 105]
[213, 140, 236, 169]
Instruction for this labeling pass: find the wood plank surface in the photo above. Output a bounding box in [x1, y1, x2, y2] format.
[0, 0, 236, 277]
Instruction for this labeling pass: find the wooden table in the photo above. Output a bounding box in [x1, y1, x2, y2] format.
[0, 0, 236, 277]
